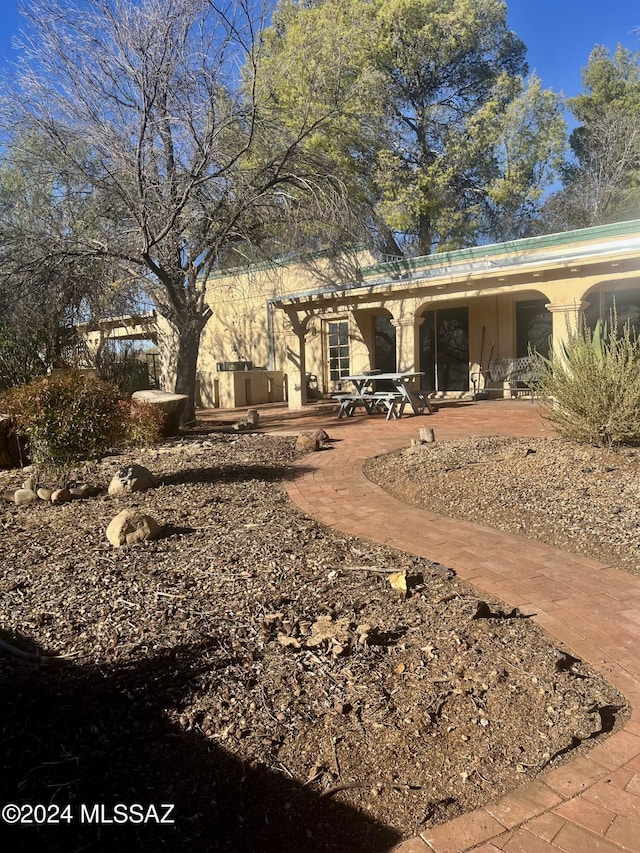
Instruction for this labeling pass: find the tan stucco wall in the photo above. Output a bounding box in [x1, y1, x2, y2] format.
[208, 370, 286, 409]
[155, 248, 375, 407]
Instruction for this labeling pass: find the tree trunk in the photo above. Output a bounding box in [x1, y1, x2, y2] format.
[173, 316, 206, 426]
[417, 211, 432, 256]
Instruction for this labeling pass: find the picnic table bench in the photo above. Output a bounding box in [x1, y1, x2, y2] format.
[334, 391, 406, 420]
[334, 372, 432, 420]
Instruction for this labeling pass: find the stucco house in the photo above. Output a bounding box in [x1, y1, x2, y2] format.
[160, 218, 640, 410]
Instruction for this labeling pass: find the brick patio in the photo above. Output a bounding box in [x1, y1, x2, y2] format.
[204, 398, 640, 852]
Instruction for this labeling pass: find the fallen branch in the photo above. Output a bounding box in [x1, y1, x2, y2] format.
[319, 781, 369, 799]
[0, 637, 72, 663]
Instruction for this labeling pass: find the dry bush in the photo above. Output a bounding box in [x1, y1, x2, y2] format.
[533, 313, 640, 446]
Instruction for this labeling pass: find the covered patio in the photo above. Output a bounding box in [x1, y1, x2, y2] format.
[269, 220, 640, 410]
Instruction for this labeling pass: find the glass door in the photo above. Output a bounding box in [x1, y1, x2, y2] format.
[373, 315, 396, 372]
[420, 307, 469, 392]
[373, 314, 397, 391]
[325, 320, 350, 386]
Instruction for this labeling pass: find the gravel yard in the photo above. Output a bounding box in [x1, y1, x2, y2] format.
[364, 435, 640, 578]
[0, 430, 628, 852]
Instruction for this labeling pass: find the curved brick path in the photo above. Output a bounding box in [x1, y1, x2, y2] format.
[257, 399, 640, 853]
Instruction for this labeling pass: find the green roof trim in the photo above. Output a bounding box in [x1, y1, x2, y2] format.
[360, 219, 640, 279]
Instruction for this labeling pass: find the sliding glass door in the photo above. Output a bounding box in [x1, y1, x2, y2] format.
[419, 307, 469, 392]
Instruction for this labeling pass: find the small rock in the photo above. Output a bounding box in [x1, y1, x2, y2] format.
[37, 488, 52, 501]
[106, 508, 162, 547]
[14, 488, 38, 505]
[108, 464, 157, 496]
[69, 485, 93, 500]
[22, 477, 36, 492]
[51, 488, 72, 504]
[295, 433, 320, 452]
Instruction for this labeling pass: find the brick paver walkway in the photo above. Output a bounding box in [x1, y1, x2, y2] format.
[245, 399, 640, 852]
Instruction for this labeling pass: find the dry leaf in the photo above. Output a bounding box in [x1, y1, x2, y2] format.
[306, 615, 351, 647]
[277, 634, 301, 649]
[388, 571, 407, 593]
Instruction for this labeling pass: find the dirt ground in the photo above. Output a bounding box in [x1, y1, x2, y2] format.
[0, 430, 628, 852]
[364, 435, 640, 578]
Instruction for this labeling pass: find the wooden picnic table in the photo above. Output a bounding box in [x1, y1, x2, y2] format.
[334, 372, 432, 419]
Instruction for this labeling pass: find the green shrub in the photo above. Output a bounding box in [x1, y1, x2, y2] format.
[2, 372, 122, 468]
[532, 313, 640, 446]
[1, 372, 163, 470]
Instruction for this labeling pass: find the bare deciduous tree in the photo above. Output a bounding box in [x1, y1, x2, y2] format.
[3, 0, 352, 422]
[547, 106, 640, 228]
[0, 131, 134, 386]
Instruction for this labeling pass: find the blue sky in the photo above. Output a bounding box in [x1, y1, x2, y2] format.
[0, 0, 638, 100]
[506, 0, 638, 100]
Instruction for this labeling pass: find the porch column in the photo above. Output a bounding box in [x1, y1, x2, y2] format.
[284, 312, 308, 410]
[391, 314, 423, 373]
[545, 301, 589, 358]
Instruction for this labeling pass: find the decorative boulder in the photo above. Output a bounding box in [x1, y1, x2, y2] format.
[310, 428, 330, 445]
[131, 390, 189, 436]
[69, 485, 94, 499]
[14, 488, 38, 506]
[51, 487, 72, 504]
[108, 464, 157, 496]
[106, 508, 162, 547]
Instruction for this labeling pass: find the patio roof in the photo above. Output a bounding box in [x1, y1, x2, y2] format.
[270, 219, 640, 311]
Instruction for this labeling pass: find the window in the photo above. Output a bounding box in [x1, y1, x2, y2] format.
[585, 287, 640, 336]
[327, 320, 350, 381]
[516, 299, 551, 359]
